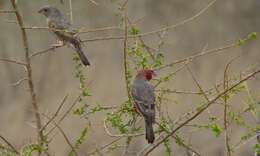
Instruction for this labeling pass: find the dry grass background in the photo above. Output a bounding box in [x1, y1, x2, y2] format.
[0, 0, 260, 155]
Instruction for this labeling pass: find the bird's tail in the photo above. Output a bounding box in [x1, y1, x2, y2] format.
[145, 118, 155, 144]
[70, 38, 90, 66]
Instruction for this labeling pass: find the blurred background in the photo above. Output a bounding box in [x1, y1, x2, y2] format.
[0, 0, 260, 155]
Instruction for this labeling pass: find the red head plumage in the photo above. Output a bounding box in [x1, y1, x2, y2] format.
[136, 69, 155, 81]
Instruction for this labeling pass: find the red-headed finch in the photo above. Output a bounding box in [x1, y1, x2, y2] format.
[38, 5, 90, 66]
[131, 69, 156, 144]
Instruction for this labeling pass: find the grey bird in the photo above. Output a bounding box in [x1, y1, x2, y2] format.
[38, 5, 90, 66]
[131, 69, 156, 144]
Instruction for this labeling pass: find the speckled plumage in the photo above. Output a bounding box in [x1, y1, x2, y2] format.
[38, 5, 90, 66]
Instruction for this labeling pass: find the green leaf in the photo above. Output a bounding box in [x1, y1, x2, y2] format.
[21, 144, 41, 156]
[210, 123, 222, 137]
[248, 32, 257, 40]
[254, 143, 260, 154]
[128, 26, 140, 35]
[163, 138, 172, 156]
[228, 112, 245, 126]
[238, 39, 245, 46]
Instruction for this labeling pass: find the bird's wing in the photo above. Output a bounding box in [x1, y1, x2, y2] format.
[48, 11, 71, 29]
[131, 80, 155, 120]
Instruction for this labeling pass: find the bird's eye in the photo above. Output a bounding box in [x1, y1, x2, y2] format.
[43, 8, 48, 12]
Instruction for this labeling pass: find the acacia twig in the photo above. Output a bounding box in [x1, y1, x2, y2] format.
[155, 42, 238, 71]
[42, 114, 78, 156]
[40, 95, 68, 132]
[0, 10, 15, 13]
[85, 138, 122, 156]
[123, 11, 131, 100]
[0, 58, 26, 66]
[155, 122, 202, 156]
[223, 57, 239, 156]
[10, 77, 28, 87]
[0, 135, 19, 154]
[69, 0, 73, 24]
[104, 119, 144, 137]
[47, 95, 81, 136]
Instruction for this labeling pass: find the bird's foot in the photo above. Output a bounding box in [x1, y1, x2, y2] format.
[51, 41, 64, 48]
[133, 105, 141, 115]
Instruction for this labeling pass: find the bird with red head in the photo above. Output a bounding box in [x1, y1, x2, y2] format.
[131, 69, 156, 143]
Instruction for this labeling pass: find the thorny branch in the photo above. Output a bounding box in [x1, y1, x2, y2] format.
[46, 95, 81, 136]
[0, 135, 19, 154]
[123, 11, 131, 101]
[155, 41, 238, 71]
[40, 95, 69, 132]
[0, 10, 15, 13]
[104, 119, 144, 137]
[10, 0, 44, 150]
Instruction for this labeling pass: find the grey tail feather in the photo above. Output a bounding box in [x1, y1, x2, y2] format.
[145, 119, 155, 144]
[70, 38, 90, 66]
[76, 48, 90, 66]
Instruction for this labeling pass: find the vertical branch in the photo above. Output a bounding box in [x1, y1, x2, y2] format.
[10, 0, 44, 148]
[122, 9, 132, 156]
[223, 58, 237, 156]
[256, 104, 260, 156]
[69, 0, 73, 24]
[123, 11, 131, 99]
[122, 6, 138, 156]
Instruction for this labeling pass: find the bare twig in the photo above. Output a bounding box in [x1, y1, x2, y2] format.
[172, 135, 202, 156]
[0, 135, 19, 154]
[186, 66, 209, 102]
[30, 47, 58, 58]
[120, 0, 129, 10]
[40, 95, 69, 132]
[23, 26, 49, 30]
[0, 10, 15, 13]
[69, 0, 73, 24]
[155, 89, 203, 95]
[134, 0, 217, 38]
[155, 122, 202, 156]
[186, 65, 213, 116]
[10, 0, 44, 149]
[10, 77, 28, 87]
[42, 114, 78, 156]
[223, 57, 239, 156]
[88, 0, 99, 5]
[104, 119, 144, 137]
[23, 26, 122, 34]
[46, 95, 81, 136]
[0, 58, 26, 66]
[79, 26, 122, 34]
[85, 137, 122, 156]
[155, 42, 237, 71]
[153, 44, 208, 88]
